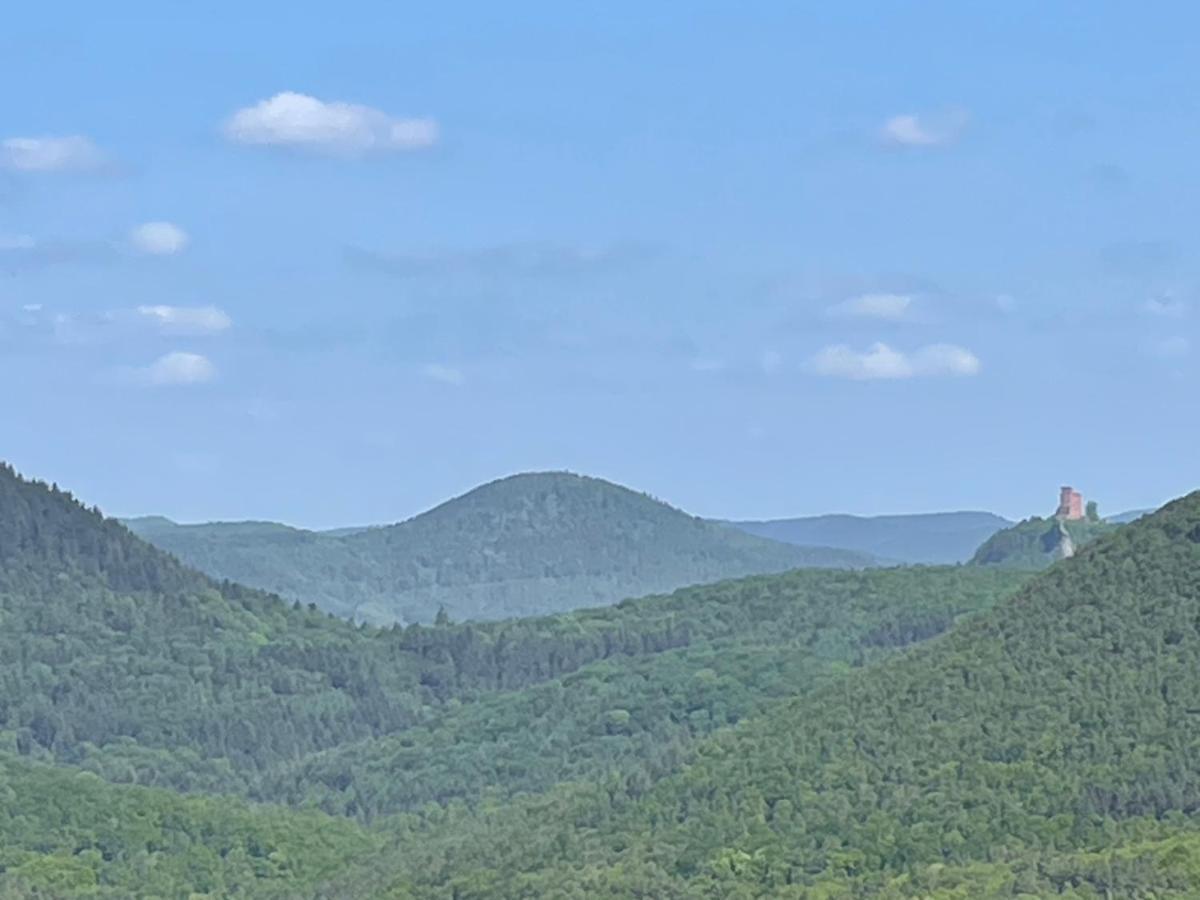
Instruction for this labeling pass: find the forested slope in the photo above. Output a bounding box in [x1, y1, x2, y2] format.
[970, 514, 1117, 568]
[0, 463, 1022, 802]
[356, 489, 1200, 898]
[127, 471, 877, 624]
[25, 462, 1200, 898]
[0, 462, 1043, 897]
[259, 565, 1026, 819]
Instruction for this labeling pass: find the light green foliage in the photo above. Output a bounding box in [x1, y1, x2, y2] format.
[0, 754, 377, 898]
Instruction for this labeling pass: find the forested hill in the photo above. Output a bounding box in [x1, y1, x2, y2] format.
[126, 471, 877, 624]
[970, 513, 1117, 568]
[365, 489, 1200, 897]
[0, 463, 208, 597]
[0, 461, 1031, 896]
[0, 459, 973, 806]
[731, 510, 1011, 564]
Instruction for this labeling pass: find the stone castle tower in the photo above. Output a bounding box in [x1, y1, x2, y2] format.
[1056, 486, 1084, 521]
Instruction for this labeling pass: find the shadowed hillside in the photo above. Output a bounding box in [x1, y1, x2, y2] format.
[127, 472, 878, 624]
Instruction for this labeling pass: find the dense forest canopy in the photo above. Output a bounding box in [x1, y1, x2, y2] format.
[347, 488, 1200, 897]
[4, 461, 1200, 898]
[127, 472, 878, 624]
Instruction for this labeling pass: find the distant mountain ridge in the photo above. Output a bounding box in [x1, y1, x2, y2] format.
[729, 510, 1012, 564]
[126, 471, 877, 624]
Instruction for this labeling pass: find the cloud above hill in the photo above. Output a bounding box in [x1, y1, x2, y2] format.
[827, 293, 913, 320]
[810, 342, 980, 379]
[880, 110, 967, 147]
[143, 351, 216, 385]
[223, 92, 438, 156]
[130, 222, 189, 255]
[0, 135, 106, 172]
[137, 305, 231, 335]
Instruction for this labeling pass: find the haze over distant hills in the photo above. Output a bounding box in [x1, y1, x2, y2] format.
[125, 472, 876, 625]
[729, 510, 1013, 565]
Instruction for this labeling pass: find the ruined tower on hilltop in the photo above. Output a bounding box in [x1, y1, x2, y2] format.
[1056, 486, 1084, 521]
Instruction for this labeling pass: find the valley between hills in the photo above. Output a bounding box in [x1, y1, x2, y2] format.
[1, 461, 1196, 897]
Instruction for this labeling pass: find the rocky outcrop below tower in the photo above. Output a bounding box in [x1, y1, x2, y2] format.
[970, 514, 1112, 569]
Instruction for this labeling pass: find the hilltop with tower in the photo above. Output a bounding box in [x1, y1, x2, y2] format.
[970, 485, 1113, 568]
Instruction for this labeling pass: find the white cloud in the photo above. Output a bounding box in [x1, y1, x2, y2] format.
[1144, 295, 1187, 318]
[828, 292, 912, 320]
[420, 363, 465, 385]
[223, 92, 438, 155]
[144, 351, 216, 386]
[130, 222, 189, 256]
[0, 136, 105, 172]
[137, 305, 231, 335]
[810, 342, 980, 380]
[880, 110, 967, 147]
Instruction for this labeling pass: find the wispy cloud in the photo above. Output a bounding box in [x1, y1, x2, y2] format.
[827, 292, 912, 321]
[1144, 294, 1187, 318]
[130, 222, 189, 256]
[137, 305, 231, 335]
[880, 110, 967, 147]
[0, 135, 106, 173]
[0, 235, 36, 251]
[224, 92, 438, 156]
[420, 363, 465, 385]
[143, 351, 216, 385]
[810, 342, 980, 380]
[0, 234, 112, 269]
[346, 242, 656, 280]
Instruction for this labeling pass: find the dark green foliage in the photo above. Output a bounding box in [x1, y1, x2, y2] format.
[0, 463, 1021, 812]
[260, 566, 1027, 818]
[126, 471, 878, 624]
[731, 510, 1012, 564]
[10, 459, 1200, 899]
[970, 513, 1117, 568]
[355, 490, 1200, 897]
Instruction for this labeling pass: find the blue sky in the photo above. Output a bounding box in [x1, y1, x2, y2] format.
[2, 1, 1196, 526]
